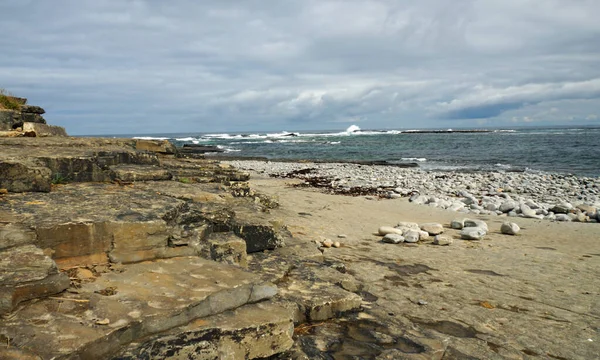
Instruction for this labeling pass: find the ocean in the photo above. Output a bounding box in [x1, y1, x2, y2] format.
[124, 125, 600, 177]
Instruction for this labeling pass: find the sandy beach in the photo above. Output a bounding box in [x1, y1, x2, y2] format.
[245, 170, 600, 359]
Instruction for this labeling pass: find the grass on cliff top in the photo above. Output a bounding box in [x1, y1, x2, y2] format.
[0, 88, 25, 111]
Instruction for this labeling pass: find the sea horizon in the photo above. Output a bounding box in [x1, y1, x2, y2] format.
[76, 124, 600, 178]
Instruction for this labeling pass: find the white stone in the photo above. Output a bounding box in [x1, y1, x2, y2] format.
[500, 222, 520, 235]
[419, 230, 430, 241]
[378, 226, 404, 236]
[396, 222, 420, 230]
[450, 219, 464, 229]
[463, 219, 488, 232]
[554, 214, 571, 222]
[419, 223, 444, 235]
[433, 235, 453, 246]
[382, 234, 404, 244]
[404, 230, 420, 243]
[500, 200, 518, 213]
[460, 227, 486, 240]
[449, 202, 466, 211]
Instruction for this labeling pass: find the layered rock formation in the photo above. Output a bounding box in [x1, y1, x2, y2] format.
[0, 97, 66, 137]
[0, 137, 362, 359]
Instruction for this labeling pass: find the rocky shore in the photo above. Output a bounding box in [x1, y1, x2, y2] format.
[223, 160, 600, 223]
[1, 124, 599, 359]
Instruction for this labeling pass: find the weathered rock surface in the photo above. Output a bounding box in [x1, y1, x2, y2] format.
[0, 245, 70, 314]
[0, 137, 249, 193]
[0, 257, 280, 359]
[114, 302, 294, 359]
[0, 137, 364, 359]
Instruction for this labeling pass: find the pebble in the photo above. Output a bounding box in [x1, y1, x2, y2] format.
[463, 219, 489, 232]
[418, 230, 430, 241]
[224, 160, 600, 223]
[382, 234, 405, 244]
[75, 268, 95, 280]
[500, 222, 520, 235]
[419, 223, 444, 235]
[378, 226, 404, 236]
[404, 230, 420, 243]
[433, 235, 453, 246]
[500, 200, 518, 213]
[333, 241, 341, 248]
[552, 203, 573, 214]
[397, 221, 420, 229]
[338, 234, 347, 238]
[460, 227, 486, 240]
[450, 219, 464, 229]
[322, 239, 334, 248]
[555, 214, 571, 222]
[96, 318, 110, 325]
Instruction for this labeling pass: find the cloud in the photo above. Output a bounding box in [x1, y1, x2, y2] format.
[0, 0, 599, 134]
[436, 79, 600, 119]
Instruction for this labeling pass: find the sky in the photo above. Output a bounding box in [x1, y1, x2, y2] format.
[1, 0, 599, 135]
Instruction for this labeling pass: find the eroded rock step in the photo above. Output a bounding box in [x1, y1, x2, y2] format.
[113, 302, 294, 360]
[0, 138, 250, 193]
[0, 182, 287, 270]
[0, 257, 279, 359]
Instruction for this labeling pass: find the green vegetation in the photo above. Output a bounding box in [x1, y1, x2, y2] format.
[51, 173, 70, 185]
[0, 88, 25, 110]
[178, 177, 192, 184]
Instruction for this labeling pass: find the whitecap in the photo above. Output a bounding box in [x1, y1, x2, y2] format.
[345, 124, 361, 133]
[133, 136, 170, 140]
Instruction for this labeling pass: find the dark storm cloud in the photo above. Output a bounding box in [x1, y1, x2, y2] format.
[0, 0, 599, 134]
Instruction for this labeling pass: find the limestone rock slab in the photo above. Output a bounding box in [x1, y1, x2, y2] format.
[0, 257, 278, 359]
[22, 122, 66, 137]
[113, 302, 294, 360]
[0, 245, 69, 314]
[0, 160, 51, 192]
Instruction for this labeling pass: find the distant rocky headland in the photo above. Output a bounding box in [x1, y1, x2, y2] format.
[0, 93, 67, 137]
